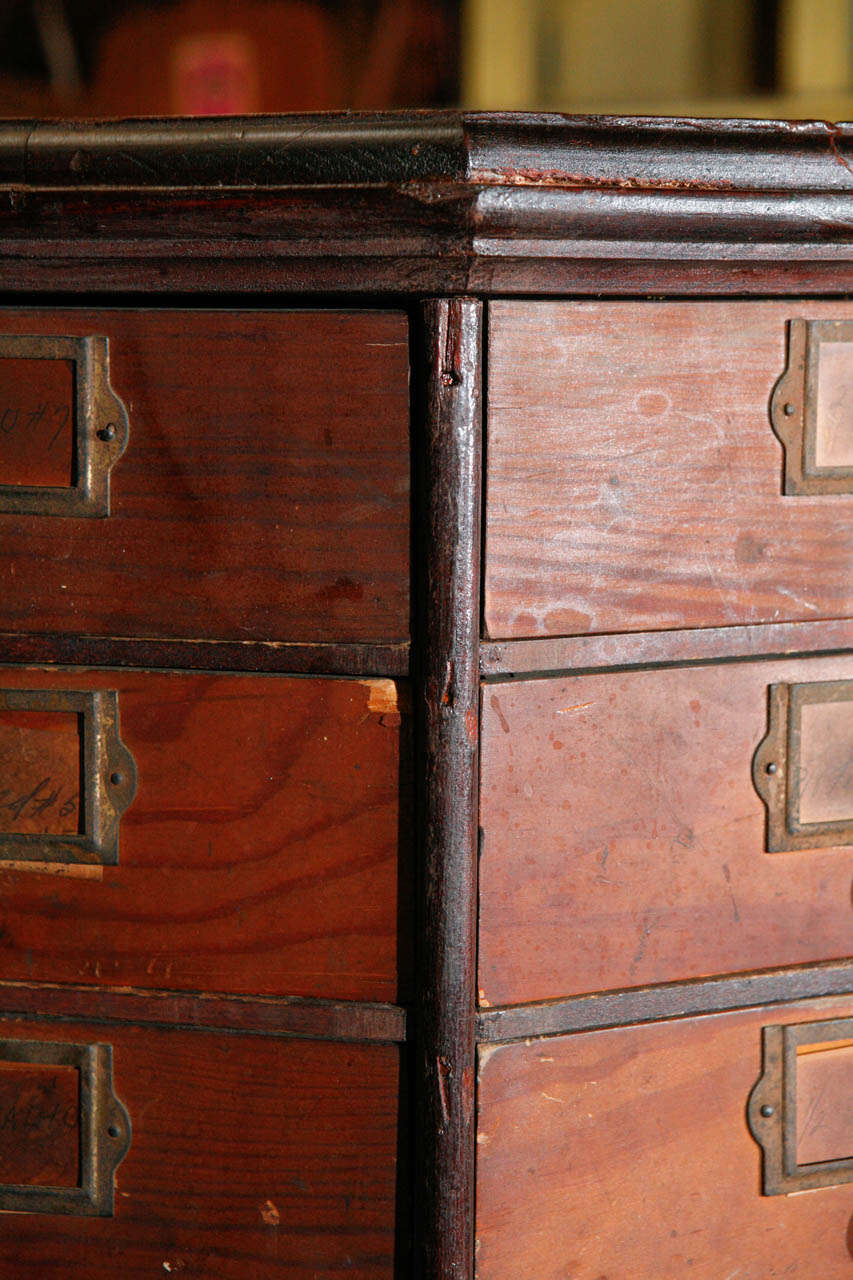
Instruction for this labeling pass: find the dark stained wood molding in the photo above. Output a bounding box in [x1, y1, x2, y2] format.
[0, 980, 406, 1043]
[413, 298, 482, 1280]
[481, 619, 853, 678]
[0, 114, 465, 188]
[0, 632, 409, 677]
[477, 960, 853, 1043]
[2, 114, 853, 294]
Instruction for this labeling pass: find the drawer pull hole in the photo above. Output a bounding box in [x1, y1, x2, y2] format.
[765, 762, 778, 775]
[97, 424, 116, 442]
[109, 772, 123, 787]
[783, 402, 796, 416]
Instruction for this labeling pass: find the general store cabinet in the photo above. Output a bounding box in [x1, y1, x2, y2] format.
[0, 113, 851, 1278]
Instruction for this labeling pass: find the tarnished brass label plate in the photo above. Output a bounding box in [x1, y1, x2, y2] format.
[749, 1016, 853, 1195]
[0, 689, 136, 866]
[0, 1039, 130, 1216]
[0, 334, 128, 517]
[753, 679, 853, 851]
[771, 318, 853, 495]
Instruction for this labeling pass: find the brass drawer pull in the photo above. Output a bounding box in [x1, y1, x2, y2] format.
[0, 1038, 130, 1216]
[749, 1016, 853, 1195]
[0, 688, 136, 867]
[753, 678, 853, 851]
[0, 334, 128, 517]
[771, 319, 853, 495]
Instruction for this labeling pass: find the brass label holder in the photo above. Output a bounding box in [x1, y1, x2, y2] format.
[748, 1016, 853, 1196]
[771, 318, 853, 496]
[0, 334, 129, 517]
[752, 679, 853, 852]
[0, 688, 137, 866]
[0, 1039, 130, 1216]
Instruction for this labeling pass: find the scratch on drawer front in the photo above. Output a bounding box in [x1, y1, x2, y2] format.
[260, 1199, 280, 1227]
[0, 859, 103, 880]
[359, 679, 407, 727]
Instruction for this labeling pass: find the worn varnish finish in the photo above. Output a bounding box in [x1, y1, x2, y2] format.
[0, 668, 410, 1003]
[413, 299, 482, 1280]
[3, 116, 853, 296]
[485, 300, 853, 639]
[478, 959, 853, 1043]
[0, 632, 409, 678]
[0, 979, 406, 1044]
[0, 308, 409, 644]
[480, 617, 853, 676]
[475, 996, 853, 1280]
[0, 1017, 400, 1279]
[480, 655, 853, 1006]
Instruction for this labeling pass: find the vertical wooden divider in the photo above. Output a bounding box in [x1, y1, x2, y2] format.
[412, 298, 483, 1279]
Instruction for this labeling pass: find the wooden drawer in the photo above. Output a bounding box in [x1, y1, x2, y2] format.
[0, 309, 409, 644]
[476, 995, 853, 1280]
[485, 300, 853, 640]
[0, 1017, 400, 1278]
[480, 655, 853, 1005]
[0, 667, 409, 1002]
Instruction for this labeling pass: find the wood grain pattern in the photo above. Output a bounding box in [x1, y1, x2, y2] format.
[0, 1017, 400, 1278]
[479, 655, 853, 1006]
[480, 617, 853, 676]
[0, 980, 406, 1044]
[0, 668, 410, 1003]
[0, 1060, 78, 1187]
[475, 995, 853, 1280]
[485, 300, 853, 639]
[0, 308, 409, 645]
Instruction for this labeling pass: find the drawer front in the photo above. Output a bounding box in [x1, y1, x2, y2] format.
[0, 1018, 399, 1278]
[480, 656, 853, 1005]
[0, 309, 409, 644]
[485, 300, 853, 639]
[476, 996, 853, 1280]
[0, 668, 409, 1002]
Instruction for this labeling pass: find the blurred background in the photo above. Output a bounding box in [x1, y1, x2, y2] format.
[0, 0, 851, 120]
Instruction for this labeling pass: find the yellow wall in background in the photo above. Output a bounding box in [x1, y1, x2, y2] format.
[462, 0, 853, 118]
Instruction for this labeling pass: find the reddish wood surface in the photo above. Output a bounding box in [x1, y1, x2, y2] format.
[0, 357, 74, 489]
[0, 1060, 78, 1187]
[0, 1017, 399, 1278]
[0, 309, 409, 644]
[479, 655, 853, 1006]
[796, 1041, 853, 1165]
[0, 668, 410, 1003]
[485, 300, 853, 639]
[0, 980, 406, 1044]
[475, 995, 853, 1280]
[0, 709, 80, 836]
[480, 617, 853, 676]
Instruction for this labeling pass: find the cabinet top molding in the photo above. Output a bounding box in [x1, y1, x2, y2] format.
[0, 112, 851, 192]
[1, 111, 853, 294]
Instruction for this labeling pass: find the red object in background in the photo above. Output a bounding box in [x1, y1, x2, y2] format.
[171, 32, 260, 116]
[91, 0, 345, 115]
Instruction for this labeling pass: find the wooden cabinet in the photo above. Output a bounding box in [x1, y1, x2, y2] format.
[0, 112, 852, 1277]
